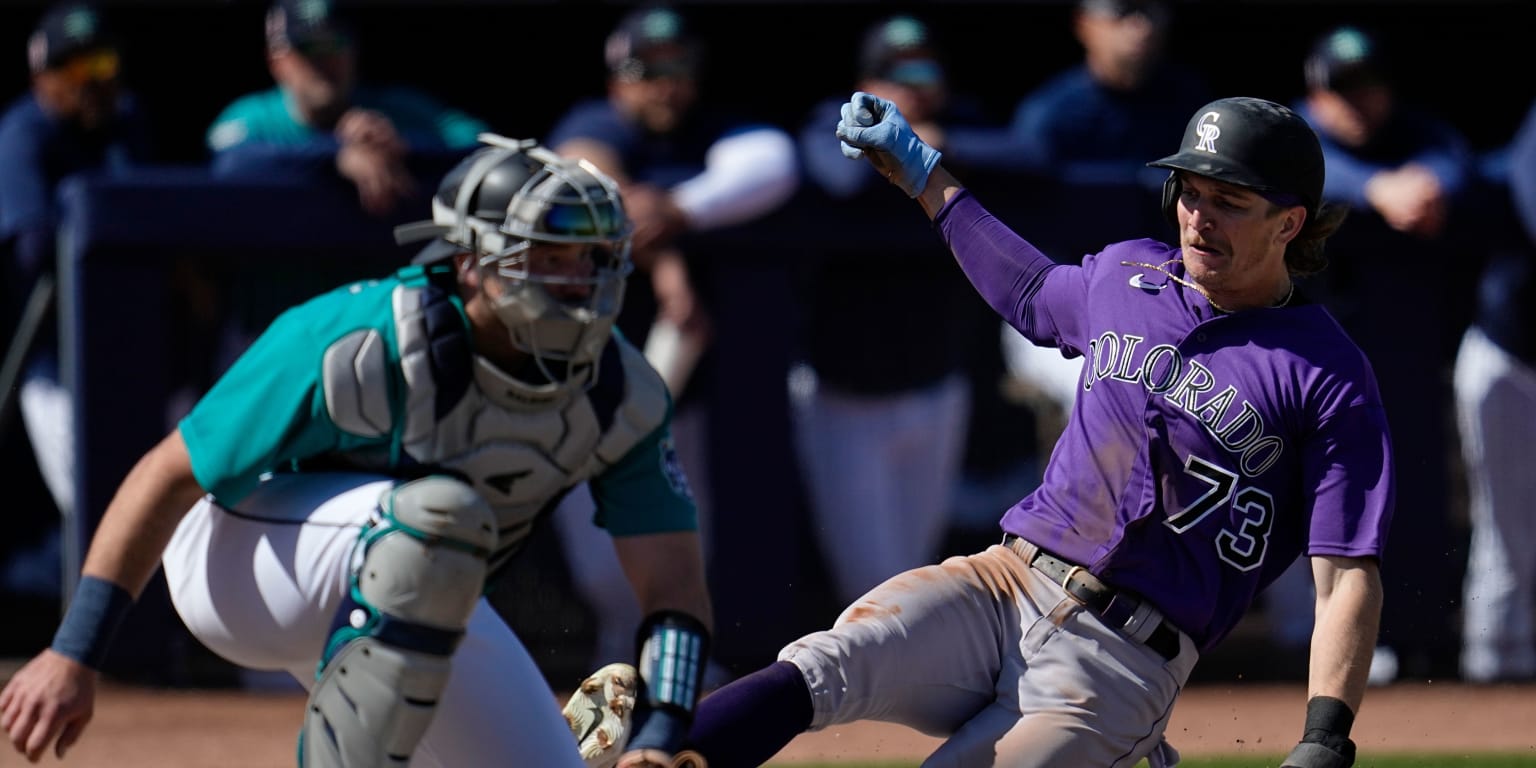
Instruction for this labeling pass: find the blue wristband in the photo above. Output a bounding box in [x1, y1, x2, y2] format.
[50, 575, 134, 669]
[635, 610, 711, 714]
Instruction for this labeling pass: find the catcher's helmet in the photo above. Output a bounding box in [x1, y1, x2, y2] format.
[1147, 96, 1324, 225]
[394, 134, 633, 385]
[396, 137, 546, 265]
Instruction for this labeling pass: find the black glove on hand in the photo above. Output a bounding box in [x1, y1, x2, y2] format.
[1280, 696, 1357, 768]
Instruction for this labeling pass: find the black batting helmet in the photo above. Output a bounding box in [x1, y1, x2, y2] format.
[1147, 96, 1324, 225]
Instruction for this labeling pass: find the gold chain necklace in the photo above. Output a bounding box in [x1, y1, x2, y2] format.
[1121, 258, 1293, 314]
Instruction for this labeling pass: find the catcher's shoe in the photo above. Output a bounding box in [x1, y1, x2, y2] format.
[564, 662, 637, 768]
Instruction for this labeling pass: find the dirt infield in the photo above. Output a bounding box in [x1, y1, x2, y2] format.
[6, 679, 1531, 766]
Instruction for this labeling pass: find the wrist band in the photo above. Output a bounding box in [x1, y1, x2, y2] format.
[635, 610, 711, 714]
[1303, 695, 1356, 738]
[1299, 695, 1357, 764]
[50, 575, 134, 669]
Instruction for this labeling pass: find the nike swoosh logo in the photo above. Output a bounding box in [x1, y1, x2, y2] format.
[577, 703, 604, 745]
[485, 469, 533, 495]
[1128, 273, 1169, 292]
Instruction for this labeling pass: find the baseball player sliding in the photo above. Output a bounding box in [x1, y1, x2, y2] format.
[0, 135, 713, 768]
[657, 94, 1395, 768]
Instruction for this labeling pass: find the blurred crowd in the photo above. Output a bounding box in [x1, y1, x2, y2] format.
[3, 0, 1534, 691]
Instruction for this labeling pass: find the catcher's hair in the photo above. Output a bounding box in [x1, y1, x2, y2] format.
[1284, 201, 1350, 277]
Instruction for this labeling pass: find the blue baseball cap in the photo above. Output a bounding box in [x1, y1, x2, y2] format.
[859, 15, 944, 87]
[604, 4, 699, 81]
[27, 1, 116, 74]
[266, 0, 354, 54]
[1305, 25, 1390, 92]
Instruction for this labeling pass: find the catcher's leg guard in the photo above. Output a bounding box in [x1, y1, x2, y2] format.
[300, 476, 497, 767]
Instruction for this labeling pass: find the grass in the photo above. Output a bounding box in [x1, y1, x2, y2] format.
[775, 756, 1536, 768]
[1163, 758, 1536, 768]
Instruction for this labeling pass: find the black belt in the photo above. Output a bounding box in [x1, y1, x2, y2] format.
[1003, 534, 1181, 661]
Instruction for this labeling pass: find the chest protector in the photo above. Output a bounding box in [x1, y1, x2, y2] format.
[319, 279, 669, 567]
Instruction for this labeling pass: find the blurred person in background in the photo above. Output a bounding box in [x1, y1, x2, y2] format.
[546, 2, 801, 680]
[204, 0, 494, 385]
[547, 2, 798, 360]
[1453, 96, 1536, 684]
[206, 0, 489, 218]
[0, 0, 152, 608]
[789, 13, 997, 606]
[1296, 23, 1481, 684]
[1006, 0, 1210, 187]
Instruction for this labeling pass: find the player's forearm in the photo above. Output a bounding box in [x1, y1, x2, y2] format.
[614, 530, 714, 630]
[916, 165, 964, 219]
[1306, 556, 1383, 713]
[80, 428, 208, 597]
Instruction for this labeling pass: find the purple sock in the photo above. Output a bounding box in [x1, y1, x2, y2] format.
[687, 660, 814, 767]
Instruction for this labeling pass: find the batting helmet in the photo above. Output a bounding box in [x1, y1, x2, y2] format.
[1146, 96, 1324, 226]
[394, 133, 633, 382]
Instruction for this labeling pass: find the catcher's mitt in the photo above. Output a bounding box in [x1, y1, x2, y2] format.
[565, 663, 638, 768]
[564, 663, 708, 768]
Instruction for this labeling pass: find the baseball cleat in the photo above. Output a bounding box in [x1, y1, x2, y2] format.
[564, 662, 638, 768]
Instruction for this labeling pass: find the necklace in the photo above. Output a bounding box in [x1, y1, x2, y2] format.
[1274, 280, 1296, 308]
[1122, 258, 1293, 313]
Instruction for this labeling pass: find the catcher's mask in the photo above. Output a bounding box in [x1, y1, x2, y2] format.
[395, 133, 633, 387]
[1146, 96, 1324, 227]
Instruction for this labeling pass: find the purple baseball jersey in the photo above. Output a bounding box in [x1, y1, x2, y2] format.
[936, 190, 1395, 652]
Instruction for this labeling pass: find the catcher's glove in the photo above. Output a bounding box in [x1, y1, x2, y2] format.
[565, 663, 638, 768]
[564, 664, 708, 768]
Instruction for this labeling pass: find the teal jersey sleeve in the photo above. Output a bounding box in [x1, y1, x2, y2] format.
[208, 86, 487, 152]
[590, 422, 699, 537]
[352, 86, 489, 150]
[179, 279, 399, 504]
[206, 89, 314, 151]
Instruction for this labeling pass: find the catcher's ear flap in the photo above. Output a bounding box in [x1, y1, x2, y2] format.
[1160, 171, 1181, 228]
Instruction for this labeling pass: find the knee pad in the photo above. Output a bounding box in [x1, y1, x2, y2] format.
[300, 475, 497, 767]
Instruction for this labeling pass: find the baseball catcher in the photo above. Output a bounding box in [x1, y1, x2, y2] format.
[0, 134, 713, 768]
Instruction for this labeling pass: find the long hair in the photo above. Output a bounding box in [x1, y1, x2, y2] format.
[1284, 201, 1350, 277]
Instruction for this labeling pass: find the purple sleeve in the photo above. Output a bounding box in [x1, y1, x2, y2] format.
[1302, 401, 1396, 560]
[933, 189, 1082, 348]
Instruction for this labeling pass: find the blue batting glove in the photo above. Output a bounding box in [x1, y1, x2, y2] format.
[834, 91, 942, 197]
